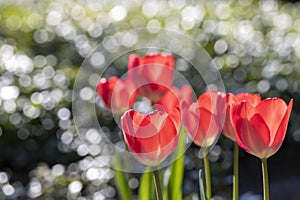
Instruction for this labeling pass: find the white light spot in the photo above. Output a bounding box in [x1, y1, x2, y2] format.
[257, 80, 270, 93]
[3, 100, 16, 113]
[121, 31, 138, 47]
[61, 131, 73, 144]
[147, 19, 161, 33]
[214, 39, 228, 54]
[46, 11, 62, 26]
[181, 6, 205, 22]
[57, 108, 71, 120]
[80, 87, 94, 100]
[181, 17, 195, 30]
[86, 129, 101, 144]
[0, 172, 8, 184]
[109, 6, 127, 21]
[2, 184, 15, 196]
[28, 181, 42, 198]
[52, 164, 65, 176]
[215, 4, 232, 20]
[86, 167, 99, 180]
[90, 52, 105, 68]
[142, 1, 158, 18]
[68, 181, 82, 194]
[0, 86, 19, 100]
[23, 105, 40, 119]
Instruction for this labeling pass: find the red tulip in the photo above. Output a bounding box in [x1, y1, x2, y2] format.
[96, 76, 137, 114]
[222, 93, 261, 141]
[128, 53, 175, 102]
[232, 98, 293, 158]
[121, 107, 181, 166]
[155, 84, 194, 113]
[183, 90, 226, 147]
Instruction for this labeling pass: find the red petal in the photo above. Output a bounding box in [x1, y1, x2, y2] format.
[235, 93, 261, 106]
[232, 102, 256, 146]
[155, 87, 180, 113]
[269, 99, 293, 157]
[235, 114, 270, 158]
[255, 98, 287, 143]
[196, 108, 219, 147]
[180, 84, 194, 106]
[128, 54, 140, 70]
[183, 103, 200, 136]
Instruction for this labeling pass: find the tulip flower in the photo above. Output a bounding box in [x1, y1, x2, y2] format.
[222, 93, 261, 141]
[182, 90, 225, 200]
[96, 76, 137, 114]
[232, 97, 293, 200]
[121, 107, 181, 166]
[128, 53, 175, 102]
[183, 90, 226, 147]
[155, 84, 194, 113]
[222, 92, 261, 200]
[232, 97, 293, 159]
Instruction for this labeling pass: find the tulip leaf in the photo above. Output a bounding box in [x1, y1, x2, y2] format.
[139, 168, 155, 200]
[167, 127, 186, 200]
[114, 153, 132, 200]
[199, 169, 207, 200]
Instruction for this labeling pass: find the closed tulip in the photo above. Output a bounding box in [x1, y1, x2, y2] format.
[222, 93, 261, 141]
[121, 107, 181, 166]
[232, 98, 293, 159]
[155, 84, 194, 113]
[183, 90, 226, 147]
[96, 76, 137, 114]
[128, 53, 175, 102]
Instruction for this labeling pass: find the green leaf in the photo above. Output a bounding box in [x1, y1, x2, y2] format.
[139, 168, 155, 200]
[114, 153, 132, 200]
[199, 169, 207, 200]
[167, 127, 186, 200]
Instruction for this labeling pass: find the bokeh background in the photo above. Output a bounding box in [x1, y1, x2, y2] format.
[0, 0, 300, 199]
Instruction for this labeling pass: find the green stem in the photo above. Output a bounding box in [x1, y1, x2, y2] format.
[233, 142, 239, 200]
[153, 170, 163, 200]
[261, 158, 270, 200]
[203, 147, 212, 200]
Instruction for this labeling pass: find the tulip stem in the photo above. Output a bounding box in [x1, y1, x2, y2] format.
[203, 147, 212, 200]
[153, 170, 163, 200]
[261, 158, 270, 200]
[233, 142, 239, 200]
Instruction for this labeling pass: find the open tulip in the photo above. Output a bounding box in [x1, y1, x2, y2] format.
[96, 76, 137, 114]
[128, 53, 175, 102]
[232, 97, 293, 200]
[121, 107, 181, 166]
[222, 93, 262, 141]
[183, 90, 226, 147]
[232, 97, 293, 159]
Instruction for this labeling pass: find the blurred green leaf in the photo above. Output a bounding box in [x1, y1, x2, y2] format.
[114, 154, 132, 200]
[199, 169, 206, 200]
[139, 168, 155, 200]
[167, 127, 186, 200]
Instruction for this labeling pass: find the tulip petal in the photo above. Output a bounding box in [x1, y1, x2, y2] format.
[180, 84, 194, 106]
[232, 101, 260, 152]
[235, 114, 270, 158]
[235, 93, 261, 105]
[222, 93, 236, 141]
[255, 98, 287, 143]
[183, 103, 200, 136]
[269, 99, 293, 157]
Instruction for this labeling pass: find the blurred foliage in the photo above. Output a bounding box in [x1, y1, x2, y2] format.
[0, 0, 300, 199]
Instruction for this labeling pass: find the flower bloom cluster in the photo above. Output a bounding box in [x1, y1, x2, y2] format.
[97, 53, 293, 166]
